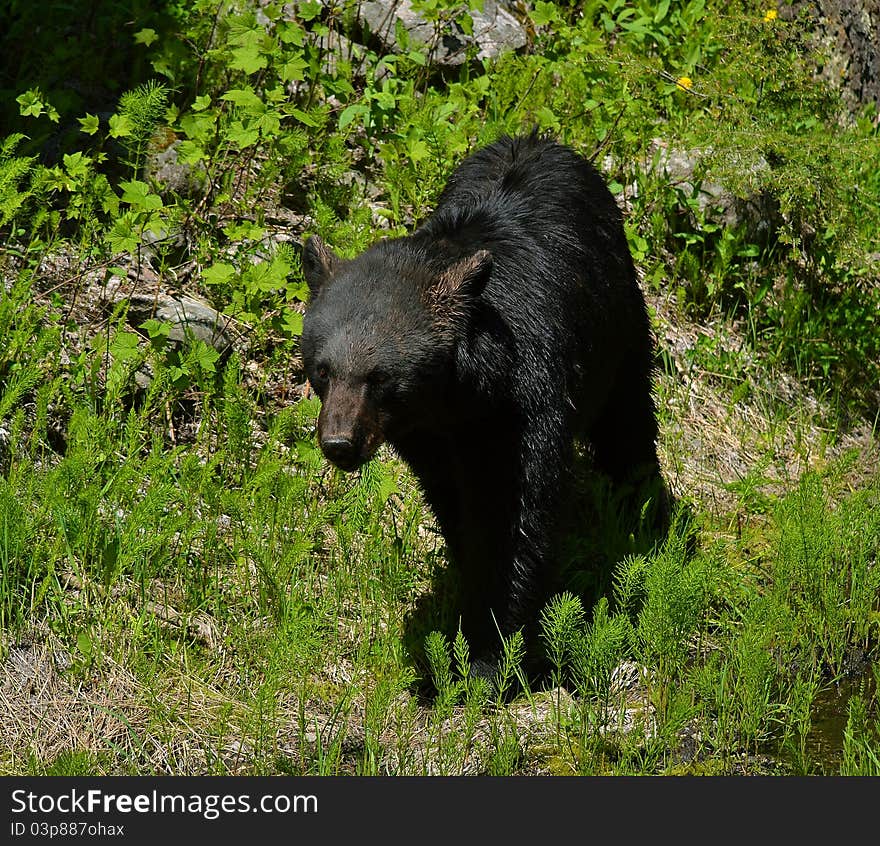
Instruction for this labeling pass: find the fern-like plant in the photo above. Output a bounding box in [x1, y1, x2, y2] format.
[0, 134, 35, 228]
[116, 81, 170, 175]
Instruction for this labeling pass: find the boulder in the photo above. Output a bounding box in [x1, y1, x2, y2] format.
[785, 1, 880, 113]
[641, 139, 779, 240]
[357, 0, 527, 67]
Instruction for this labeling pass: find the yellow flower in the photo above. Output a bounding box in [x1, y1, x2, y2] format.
[763, 9, 778, 21]
[676, 76, 693, 90]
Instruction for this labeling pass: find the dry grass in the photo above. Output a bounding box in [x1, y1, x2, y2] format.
[648, 287, 878, 519]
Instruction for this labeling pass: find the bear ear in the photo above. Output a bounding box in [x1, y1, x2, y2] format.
[302, 235, 339, 296]
[430, 250, 493, 322]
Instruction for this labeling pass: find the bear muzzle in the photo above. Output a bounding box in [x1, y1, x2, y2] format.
[320, 435, 361, 470]
[317, 382, 385, 471]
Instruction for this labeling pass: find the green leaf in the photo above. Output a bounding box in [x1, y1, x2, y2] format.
[76, 632, 93, 658]
[63, 152, 90, 179]
[531, 1, 558, 27]
[282, 309, 303, 337]
[243, 255, 291, 293]
[16, 89, 43, 117]
[280, 56, 308, 82]
[16, 88, 57, 121]
[107, 213, 140, 254]
[377, 466, 399, 504]
[226, 120, 260, 148]
[191, 94, 212, 112]
[175, 139, 206, 165]
[110, 331, 141, 362]
[221, 87, 263, 111]
[190, 340, 220, 373]
[108, 113, 135, 138]
[297, 0, 322, 21]
[222, 221, 265, 241]
[230, 45, 268, 74]
[278, 21, 305, 45]
[141, 318, 172, 346]
[286, 276, 309, 301]
[257, 110, 281, 137]
[134, 27, 158, 47]
[394, 17, 411, 51]
[289, 107, 319, 127]
[339, 103, 369, 130]
[119, 180, 163, 210]
[536, 106, 559, 130]
[180, 110, 216, 142]
[373, 89, 397, 110]
[77, 113, 100, 135]
[407, 138, 429, 162]
[202, 262, 236, 286]
[654, 0, 670, 24]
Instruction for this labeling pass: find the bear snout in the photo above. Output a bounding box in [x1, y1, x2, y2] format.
[319, 429, 383, 471]
[317, 382, 384, 471]
[320, 435, 360, 470]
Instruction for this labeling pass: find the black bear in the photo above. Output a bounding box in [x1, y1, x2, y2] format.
[300, 132, 664, 678]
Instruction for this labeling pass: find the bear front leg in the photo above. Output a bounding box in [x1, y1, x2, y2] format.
[397, 424, 569, 688]
[454, 426, 570, 683]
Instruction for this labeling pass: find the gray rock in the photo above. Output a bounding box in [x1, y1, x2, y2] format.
[317, 30, 369, 78]
[144, 139, 207, 200]
[124, 292, 236, 357]
[358, 0, 527, 67]
[114, 289, 238, 391]
[785, 0, 880, 112]
[643, 139, 778, 238]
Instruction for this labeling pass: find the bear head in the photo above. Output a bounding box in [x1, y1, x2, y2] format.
[300, 235, 492, 471]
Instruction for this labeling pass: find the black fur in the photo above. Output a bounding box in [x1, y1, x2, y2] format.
[301, 133, 664, 678]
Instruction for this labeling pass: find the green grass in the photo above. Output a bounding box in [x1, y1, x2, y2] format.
[1, 0, 879, 775]
[0, 258, 877, 774]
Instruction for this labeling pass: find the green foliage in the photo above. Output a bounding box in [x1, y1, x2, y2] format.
[16, 88, 60, 123]
[769, 475, 880, 675]
[841, 689, 880, 776]
[1, 0, 879, 777]
[540, 591, 587, 688]
[625, 541, 708, 679]
[3, 1, 876, 412]
[0, 135, 37, 228]
[116, 81, 171, 173]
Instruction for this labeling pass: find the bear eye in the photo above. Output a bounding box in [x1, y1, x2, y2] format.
[368, 369, 389, 386]
[316, 364, 329, 382]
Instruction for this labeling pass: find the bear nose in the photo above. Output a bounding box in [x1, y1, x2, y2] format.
[321, 436, 357, 468]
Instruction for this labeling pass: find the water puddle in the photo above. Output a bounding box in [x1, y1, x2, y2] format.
[800, 670, 877, 774]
